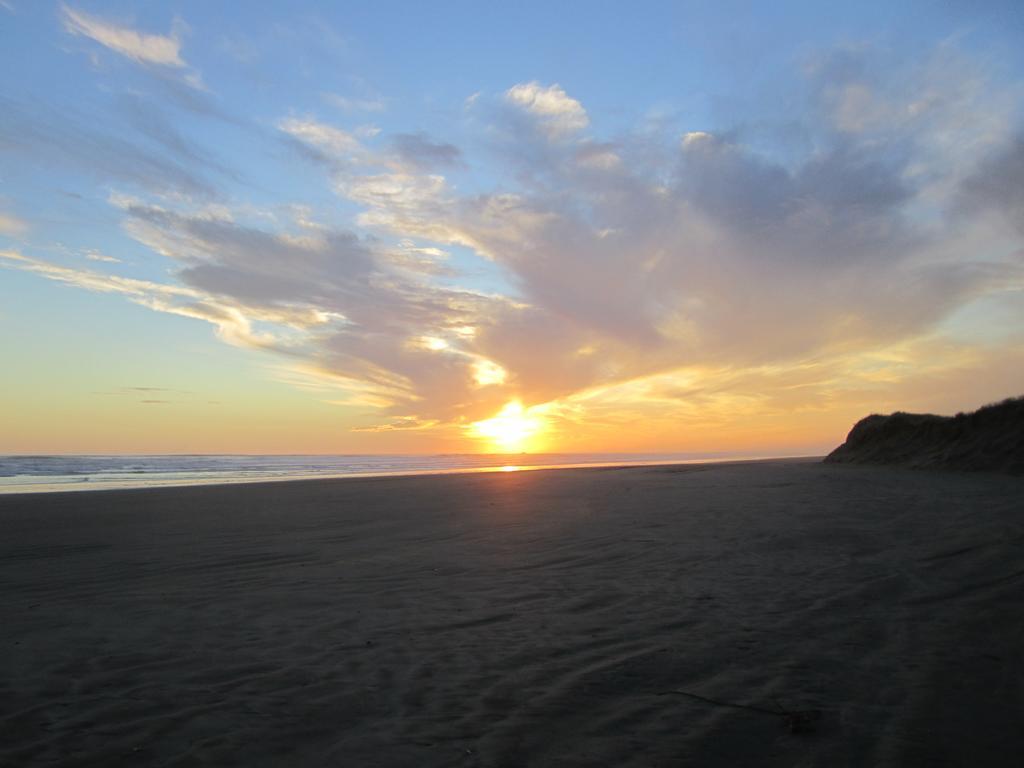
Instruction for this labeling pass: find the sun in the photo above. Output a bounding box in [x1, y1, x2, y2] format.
[469, 400, 544, 453]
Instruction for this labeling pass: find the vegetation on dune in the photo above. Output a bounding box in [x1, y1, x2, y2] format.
[825, 397, 1024, 474]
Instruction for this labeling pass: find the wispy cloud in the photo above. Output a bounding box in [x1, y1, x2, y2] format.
[61, 5, 186, 68]
[59, 5, 207, 92]
[0, 97, 217, 198]
[350, 416, 439, 432]
[103, 196, 513, 418]
[0, 250, 193, 300]
[94, 386, 195, 405]
[0, 249, 273, 349]
[84, 249, 121, 264]
[277, 116, 364, 163]
[324, 93, 386, 112]
[389, 133, 462, 171]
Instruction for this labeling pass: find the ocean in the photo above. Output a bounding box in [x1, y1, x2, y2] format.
[0, 452, 783, 494]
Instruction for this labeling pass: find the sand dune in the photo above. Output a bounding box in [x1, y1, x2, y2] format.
[825, 396, 1024, 474]
[2, 461, 1023, 766]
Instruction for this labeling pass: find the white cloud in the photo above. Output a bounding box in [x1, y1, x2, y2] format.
[278, 116, 363, 159]
[1, 249, 188, 299]
[1, 249, 284, 350]
[61, 5, 186, 68]
[345, 172, 452, 236]
[355, 124, 382, 138]
[505, 82, 589, 137]
[84, 249, 121, 263]
[681, 131, 712, 147]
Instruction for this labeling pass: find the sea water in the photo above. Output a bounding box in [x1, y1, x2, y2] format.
[0, 452, 790, 494]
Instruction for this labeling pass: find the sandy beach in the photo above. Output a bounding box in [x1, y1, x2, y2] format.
[2, 459, 1023, 767]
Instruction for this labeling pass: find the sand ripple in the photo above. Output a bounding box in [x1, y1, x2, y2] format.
[2, 462, 1023, 766]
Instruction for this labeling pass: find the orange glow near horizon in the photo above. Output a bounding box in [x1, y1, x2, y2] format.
[468, 400, 546, 453]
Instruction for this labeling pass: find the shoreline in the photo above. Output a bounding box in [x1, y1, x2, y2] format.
[0, 454, 822, 496]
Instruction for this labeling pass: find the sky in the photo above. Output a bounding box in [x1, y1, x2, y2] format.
[1, 1, 1023, 455]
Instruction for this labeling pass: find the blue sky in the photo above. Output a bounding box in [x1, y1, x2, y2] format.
[2, 1, 1023, 453]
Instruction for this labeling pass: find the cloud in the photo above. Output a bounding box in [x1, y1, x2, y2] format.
[504, 82, 589, 137]
[345, 172, 451, 234]
[281, 121, 461, 180]
[96, 200, 519, 420]
[85, 249, 121, 263]
[350, 416, 439, 432]
[278, 116, 364, 164]
[219, 34, 259, 64]
[61, 5, 186, 67]
[96, 386, 176, 395]
[4, 41, 1023, 442]
[118, 94, 238, 180]
[324, 93, 386, 112]
[277, 120, 461, 242]
[389, 133, 462, 171]
[958, 137, 1024, 233]
[0, 97, 217, 198]
[0, 249, 273, 349]
[0, 211, 28, 236]
[311, 44, 1020, 423]
[355, 124, 382, 139]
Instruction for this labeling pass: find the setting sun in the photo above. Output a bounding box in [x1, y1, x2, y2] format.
[469, 401, 544, 452]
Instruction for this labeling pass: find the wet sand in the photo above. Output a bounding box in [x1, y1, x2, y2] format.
[2, 460, 1023, 766]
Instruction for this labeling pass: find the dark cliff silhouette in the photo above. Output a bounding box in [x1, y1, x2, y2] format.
[825, 396, 1024, 474]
